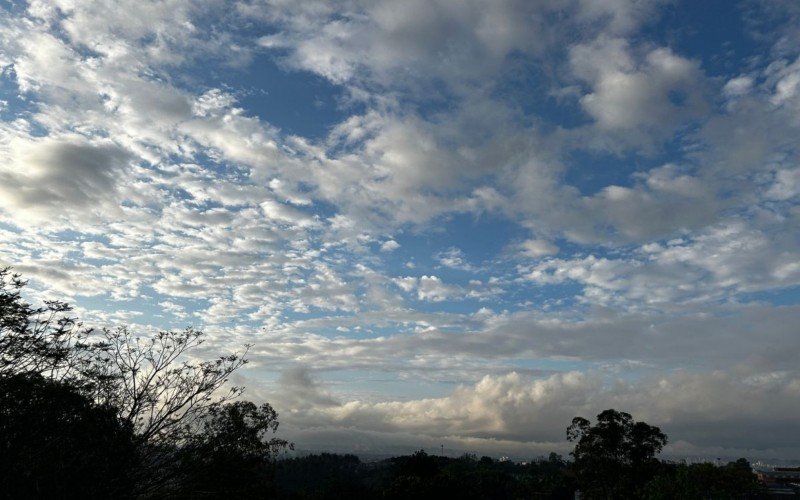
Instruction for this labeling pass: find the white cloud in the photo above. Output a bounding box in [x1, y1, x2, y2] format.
[518, 239, 559, 258]
[417, 275, 458, 302]
[570, 39, 708, 142]
[435, 247, 476, 270]
[380, 239, 400, 252]
[766, 168, 800, 200]
[723, 75, 754, 97]
[264, 367, 800, 457]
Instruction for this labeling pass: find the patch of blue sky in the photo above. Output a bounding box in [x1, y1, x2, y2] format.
[371, 235, 435, 270]
[174, 150, 252, 183]
[75, 293, 185, 332]
[405, 298, 494, 317]
[0, 0, 24, 15]
[304, 199, 339, 224]
[548, 237, 602, 258]
[737, 286, 800, 307]
[0, 94, 49, 140]
[72, 293, 116, 314]
[118, 288, 211, 324]
[0, 69, 30, 116]
[403, 77, 462, 121]
[651, 0, 763, 78]
[51, 228, 103, 242]
[185, 51, 351, 141]
[0, 220, 20, 233]
[492, 53, 591, 131]
[410, 212, 528, 267]
[564, 149, 658, 196]
[661, 121, 706, 158]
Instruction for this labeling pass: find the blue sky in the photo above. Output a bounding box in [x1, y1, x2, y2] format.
[1, 0, 800, 459]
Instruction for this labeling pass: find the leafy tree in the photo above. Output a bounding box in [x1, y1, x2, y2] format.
[643, 459, 763, 499]
[192, 401, 291, 459]
[387, 450, 447, 498]
[274, 453, 369, 499]
[178, 401, 292, 497]
[0, 373, 136, 499]
[567, 409, 667, 499]
[0, 267, 289, 497]
[0, 268, 98, 386]
[92, 327, 249, 448]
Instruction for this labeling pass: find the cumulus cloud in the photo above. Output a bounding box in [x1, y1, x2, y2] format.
[266, 368, 800, 457]
[569, 38, 708, 147]
[380, 239, 400, 252]
[521, 221, 800, 307]
[518, 239, 559, 258]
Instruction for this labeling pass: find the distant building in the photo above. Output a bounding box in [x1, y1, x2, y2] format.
[755, 466, 800, 483]
[754, 466, 800, 497]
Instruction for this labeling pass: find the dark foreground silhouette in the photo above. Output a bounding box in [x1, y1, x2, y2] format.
[0, 268, 777, 498]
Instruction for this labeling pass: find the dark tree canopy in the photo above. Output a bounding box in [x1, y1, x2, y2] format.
[0, 268, 96, 385]
[0, 373, 136, 499]
[644, 459, 764, 499]
[0, 267, 290, 498]
[193, 401, 291, 460]
[178, 401, 293, 497]
[567, 409, 667, 499]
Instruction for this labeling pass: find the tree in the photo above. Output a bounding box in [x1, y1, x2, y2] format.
[642, 459, 763, 499]
[0, 373, 136, 499]
[179, 401, 293, 496]
[0, 267, 289, 497]
[567, 409, 667, 499]
[0, 268, 97, 386]
[92, 326, 249, 445]
[87, 327, 252, 495]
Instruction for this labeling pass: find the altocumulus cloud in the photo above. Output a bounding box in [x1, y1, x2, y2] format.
[1, 0, 800, 459]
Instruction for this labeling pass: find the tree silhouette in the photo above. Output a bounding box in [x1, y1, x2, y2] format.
[567, 409, 667, 498]
[0, 373, 136, 498]
[179, 401, 292, 496]
[0, 268, 97, 386]
[0, 267, 289, 497]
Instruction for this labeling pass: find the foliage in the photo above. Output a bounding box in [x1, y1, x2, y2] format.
[0, 268, 98, 386]
[193, 401, 292, 459]
[275, 453, 369, 499]
[273, 451, 576, 499]
[567, 409, 668, 498]
[93, 326, 249, 446]
[0, 372, 136, 499]
[643, 459, 765, 499]
[0, 267, 287, 497]
[175, 401, 292, 497]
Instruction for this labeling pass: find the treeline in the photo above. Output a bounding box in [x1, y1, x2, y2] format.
[0, 268, 770, 498]
[273, 451, 574, 498]
[270, 451, 766, 499]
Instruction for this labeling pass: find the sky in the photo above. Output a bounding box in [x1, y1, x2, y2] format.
[1, 0, 800, 460]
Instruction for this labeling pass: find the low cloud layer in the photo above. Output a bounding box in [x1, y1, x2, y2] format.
[263, 366, 800, 459]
